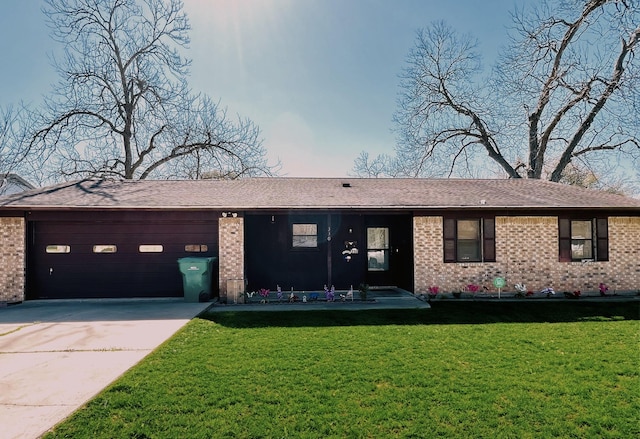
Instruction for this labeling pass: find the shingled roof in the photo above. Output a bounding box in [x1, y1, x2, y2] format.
[0, 178, 639, 211]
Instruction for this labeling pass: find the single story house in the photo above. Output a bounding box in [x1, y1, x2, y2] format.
[0, 178, 639, 303]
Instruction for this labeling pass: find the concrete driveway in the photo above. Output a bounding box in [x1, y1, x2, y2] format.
[0, 299, 211, 439]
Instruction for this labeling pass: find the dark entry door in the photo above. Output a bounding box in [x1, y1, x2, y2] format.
[27, 213, 218, 299]
[331, 214, 413, 291]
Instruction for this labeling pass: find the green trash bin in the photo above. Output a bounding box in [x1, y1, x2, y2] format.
[177, 257, 217, 302]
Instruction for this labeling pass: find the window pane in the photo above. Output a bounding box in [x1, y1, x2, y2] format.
[46, 245, 70, 254]
[292, 224, 317, 236]
[185, 244, 208, 252]
[292, 235, 318, 248]
[457, 220, 479, 240]
[571, 240, 593, 259]
[368, 250, 389, 271]
[571, 221, 591, 239]
[367, 228, 389, 249]
[457, 240, 480, 261]
[139, 245, 163, 253]
[93, 245, 117, 253]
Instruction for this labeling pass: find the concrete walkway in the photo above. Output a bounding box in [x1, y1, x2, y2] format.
[0, 298, 211, 439]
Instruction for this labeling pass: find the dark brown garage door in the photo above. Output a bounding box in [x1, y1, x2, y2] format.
[26, 211, 219, 299]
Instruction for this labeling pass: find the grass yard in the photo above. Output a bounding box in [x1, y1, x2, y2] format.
[45, 301, 639, 438]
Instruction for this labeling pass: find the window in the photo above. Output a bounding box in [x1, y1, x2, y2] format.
[139, 244, 163, 253]
[93, 245, 117, 253]
[185, 244, 208, 252]
[443, 218, 495, 263]
[559, 218, 608, 262]
[292, 223, 318, 248]
[367, 227, 389, 271]
[46, 245, 70, 254]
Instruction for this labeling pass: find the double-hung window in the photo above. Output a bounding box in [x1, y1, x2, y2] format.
[443, 217, 495, 263]
[559, 218, 608, 262]
[292, 223, 318, 248]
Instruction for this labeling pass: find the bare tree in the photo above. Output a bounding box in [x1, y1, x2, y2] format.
[354, 0, 640, 187]
[558, 161, 627, 194]
[0, 107, 15, 175]
[23, 0, 273, 182]
[351, 151, 398, 178]
[0, 106, 33, 177]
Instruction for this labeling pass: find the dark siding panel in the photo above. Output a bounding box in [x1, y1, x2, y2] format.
[244, 214, 328, 291]
[245, 213, 414, 292]
[330, 214, 365, 290]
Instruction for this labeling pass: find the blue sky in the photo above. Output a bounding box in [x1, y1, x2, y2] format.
[0, 0, 517, 177]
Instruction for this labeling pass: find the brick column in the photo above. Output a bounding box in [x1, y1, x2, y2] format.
[413, 216, 443, 294]
[218, 215, 244, 303]
[0, 217, 25, 304]
[606, 217, 640, 291]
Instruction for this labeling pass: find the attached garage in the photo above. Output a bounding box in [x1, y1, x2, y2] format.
[26, 210, 218, 299]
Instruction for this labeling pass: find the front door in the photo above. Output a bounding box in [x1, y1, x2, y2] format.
[363, 215, 412, 290]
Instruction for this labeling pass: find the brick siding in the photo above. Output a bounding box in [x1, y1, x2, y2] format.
[414, 215, 640, 294]
[218, 216, 245, 302]
[0, 217, 25, 303]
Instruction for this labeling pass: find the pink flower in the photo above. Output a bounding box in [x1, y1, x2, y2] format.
[599, 283, 608, 296]
[466, 284, 480, 293]
[259, 288, 270, 298]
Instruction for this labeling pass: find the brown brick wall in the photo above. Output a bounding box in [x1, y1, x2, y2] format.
[218, 216, 245, 302]
[0, 217, 25, 303]
[606, 217, 640, 291]
[414, 215, 639, 294]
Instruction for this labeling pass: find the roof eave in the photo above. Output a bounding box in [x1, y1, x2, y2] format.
[2, 204, 639, 212]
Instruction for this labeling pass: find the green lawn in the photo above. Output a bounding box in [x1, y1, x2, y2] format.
[45, 301, 639, 438]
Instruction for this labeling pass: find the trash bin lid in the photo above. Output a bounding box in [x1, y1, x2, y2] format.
[177, 256, 217, 263]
